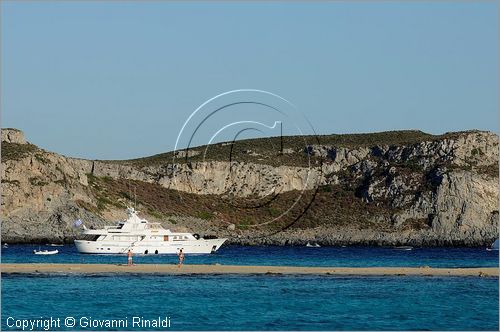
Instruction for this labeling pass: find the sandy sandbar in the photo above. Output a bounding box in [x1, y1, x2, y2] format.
[1, 264, 498, 277]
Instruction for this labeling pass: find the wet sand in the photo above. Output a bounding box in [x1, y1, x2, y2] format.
[1, 264, 498, 277]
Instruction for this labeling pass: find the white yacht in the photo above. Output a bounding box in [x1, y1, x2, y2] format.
[74, 207, 227, 254]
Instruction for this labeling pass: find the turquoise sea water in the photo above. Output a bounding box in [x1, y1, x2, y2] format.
[2, 245, 499, 331]
[2, 244, 499, 267]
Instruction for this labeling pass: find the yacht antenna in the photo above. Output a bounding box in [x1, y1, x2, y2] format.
[134, 187, 137, 210]
[128, 185, 132, 208]
[280, 121, 283, 155]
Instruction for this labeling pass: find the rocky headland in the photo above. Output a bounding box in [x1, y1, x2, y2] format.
[1, 128, 498, 246]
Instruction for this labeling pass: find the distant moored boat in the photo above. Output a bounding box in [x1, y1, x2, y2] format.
[487, 239, 499, 251]
[393, 246, 413, 251]
[33, 249, 59, 255]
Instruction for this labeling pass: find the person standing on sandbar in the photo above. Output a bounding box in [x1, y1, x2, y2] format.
[127, 249, 133, 266]
[178, 248, 185, 268]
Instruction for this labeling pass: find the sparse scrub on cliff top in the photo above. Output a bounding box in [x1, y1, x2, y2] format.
[29, 177, 48, 186]
[1, 142, 37, 162]
[119, 191, 133, 201]
[34, 154, 49, 164]
[471, 148, 484, 156]
[197, 211, 214, 220]
[75, 199, 100, 215]
[96, 196, 112, 210]
[476, 164, 499, 178]
[1, 179, 21, 186]
[148, 208, 165, 219]
[268, 207, 281, 217]
[120, 130, 472, 169]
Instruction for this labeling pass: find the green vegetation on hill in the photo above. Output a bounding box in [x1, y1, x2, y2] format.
[1, 142, 38, 162]
[83, 171, 404, 232]
[1, 127, 497, 246]
[120, 130, 476, 168]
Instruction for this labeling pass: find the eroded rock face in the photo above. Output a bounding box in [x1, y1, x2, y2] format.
[310, 131, 499, 169]
[431, 171, 498, 234]
[1, 128, 26, 144]
[1, 129, 498, 245]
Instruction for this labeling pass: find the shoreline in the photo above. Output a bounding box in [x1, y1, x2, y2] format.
[1, 264, 498, 277]
[1, 242, 496, 248]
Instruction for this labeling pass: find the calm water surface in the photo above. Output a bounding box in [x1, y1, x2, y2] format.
[2, 245, 498, 330]
[2, 244, 499, 267]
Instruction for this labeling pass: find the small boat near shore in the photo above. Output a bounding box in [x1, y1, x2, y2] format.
[47, 244, 64, 247]
[486, 239, 499, 251]
[393, 246, 413, 251]
[33, 249, 59, 255]
[306, 242, 321, 248]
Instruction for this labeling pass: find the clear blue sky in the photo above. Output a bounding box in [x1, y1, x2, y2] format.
[1, 1, 498, 160]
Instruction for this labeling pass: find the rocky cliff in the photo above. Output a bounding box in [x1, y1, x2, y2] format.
[1, 128, 498, 246]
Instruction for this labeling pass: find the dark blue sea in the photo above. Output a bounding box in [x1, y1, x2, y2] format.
[2, 245, 499, 330]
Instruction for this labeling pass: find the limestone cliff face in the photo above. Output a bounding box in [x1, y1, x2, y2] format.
[1, 132, 98, 242]
[1, 128, 498, 245]
[1, 128, 26, 144]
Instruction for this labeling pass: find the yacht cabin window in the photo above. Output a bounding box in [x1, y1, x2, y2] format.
[82, 235, 100, 241]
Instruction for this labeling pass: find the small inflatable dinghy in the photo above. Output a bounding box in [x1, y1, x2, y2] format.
[33, 249, 59, 255]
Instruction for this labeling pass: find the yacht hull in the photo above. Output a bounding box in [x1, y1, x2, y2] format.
[74, 238, 227, 255]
